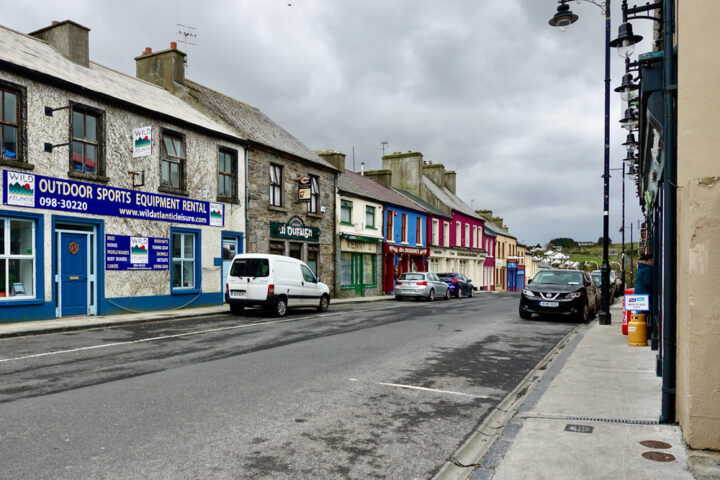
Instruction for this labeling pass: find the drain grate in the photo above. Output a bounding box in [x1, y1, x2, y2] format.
[566, 416, 659, 425]
[642, 451, 676, 462]
[640, 440, 672, 449]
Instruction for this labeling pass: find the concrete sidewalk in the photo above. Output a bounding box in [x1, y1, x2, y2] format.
[0, 294, 394, 338]
[468, 303, 701, 480]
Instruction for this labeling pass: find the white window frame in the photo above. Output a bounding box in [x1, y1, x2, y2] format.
[456, 221, 461, 247]
[0, 217, 35, 299]
[465, 223, 470, 248]
[432, 219, 439, 246]
[172, 232, 196, 289]
[443, 222, 450, 247]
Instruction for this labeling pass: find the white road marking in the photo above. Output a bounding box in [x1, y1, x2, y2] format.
[378, 382, 489, 399]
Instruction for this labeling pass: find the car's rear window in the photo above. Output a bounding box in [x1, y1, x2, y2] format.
[437, 274, 454, 280]
[230, 258, 269, 277]
[399, 273, 424, 281]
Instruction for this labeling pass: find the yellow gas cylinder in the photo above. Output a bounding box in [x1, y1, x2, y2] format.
[628, 312, 648, 346]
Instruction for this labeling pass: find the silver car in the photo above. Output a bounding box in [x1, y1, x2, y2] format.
[394, 272, 451, 301]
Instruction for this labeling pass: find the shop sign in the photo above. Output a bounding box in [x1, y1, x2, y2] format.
[3, 170, 224, 227]
[298, 176, 311, 202]
[384, 243, 429, 256]
[132, 126, 152, 158]
[341, 238, 376, 254]
[624, 294, 650, 311]
[270, 215, 319, 241]
[105, 234, 169, 270]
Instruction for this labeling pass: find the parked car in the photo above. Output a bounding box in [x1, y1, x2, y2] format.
[591, 269, 618, 300]
[519, 269, 598, 322]
[225, 254, 330, 317]
[394, 272, 450, 302]
[437, 273, 475, 298]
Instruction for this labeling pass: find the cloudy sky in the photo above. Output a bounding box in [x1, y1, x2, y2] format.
[1, 0, 652, 245]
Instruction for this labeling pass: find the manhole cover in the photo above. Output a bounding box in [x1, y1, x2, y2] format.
[642, 451, 676, 462]
[640, 440, 672, 449]
[564, 424, 594, 434]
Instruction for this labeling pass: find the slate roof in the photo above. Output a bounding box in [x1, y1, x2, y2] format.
[421, 176, 484, 220]
[183, 79, 336, 171]
[338, 171, 427, 213]
[484, 220, 516, 240]
[0, 24, 237, 139]
[390, 188, 451, 219]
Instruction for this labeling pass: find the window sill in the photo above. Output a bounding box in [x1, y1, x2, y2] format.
[340, 222, 353, 226]
[0, 297, 44, 306]
[216, 195, 240, 205]
[0, 159, 34, 170]
[306, 211, 322, 218]
[171, 287, 201, 295]
[268, 205, 288, 213]
[68, 170, 109, 183]
[159, 185, 189, 197]
[366, 226, 377, 230]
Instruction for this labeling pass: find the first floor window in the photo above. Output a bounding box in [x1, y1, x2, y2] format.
[0, 217, 35, 298]
[172, 231, 196, 289]
[270, 164, 283, 206]
[443, 222, 450, 247]
[162, 132, 185, 189]
[341, 200, 353, 224]
[218, 148, 237, 200]
[416, 217, 422, 245]
[432, 219, 439, 246]
[71, 106, 101, 174]
[401, 214, 408, 243]
[307, 175, 319, 213]
[1, 86, 21, 162]
[366, 206, 375, 229]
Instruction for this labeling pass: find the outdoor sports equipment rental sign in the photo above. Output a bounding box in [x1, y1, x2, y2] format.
[105, 234, 169, 271]
[3, 170, 224, 227]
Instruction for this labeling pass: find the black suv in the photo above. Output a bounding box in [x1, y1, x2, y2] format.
[520, 269, 598, 322]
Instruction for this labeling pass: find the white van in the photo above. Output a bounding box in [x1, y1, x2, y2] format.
[225, 254, 330, 316]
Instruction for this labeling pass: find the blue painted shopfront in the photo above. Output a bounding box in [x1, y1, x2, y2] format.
[382, 205, 428, 294]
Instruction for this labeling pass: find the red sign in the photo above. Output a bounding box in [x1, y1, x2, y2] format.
[384, 243, 429, 256]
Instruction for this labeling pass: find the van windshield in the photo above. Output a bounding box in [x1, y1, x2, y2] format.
[230, 258, 269, 278]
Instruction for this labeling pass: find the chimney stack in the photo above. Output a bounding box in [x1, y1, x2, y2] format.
[30, 20, 90, 67]
[315, 150, 346, 172]
[364, 169, 393, 188]
[134, 42, 186, 92]
[381, 151, 423, 195]
[443, 170, 456, 194]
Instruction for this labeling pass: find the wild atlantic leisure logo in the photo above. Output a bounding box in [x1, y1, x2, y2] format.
[209, 202, 224, 227]
[6, 171, 35, 207]
[130, 237, 149, 265]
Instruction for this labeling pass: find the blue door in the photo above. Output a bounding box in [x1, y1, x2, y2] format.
[61, 233, 88, 316]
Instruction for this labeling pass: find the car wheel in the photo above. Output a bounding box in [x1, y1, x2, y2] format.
[428, 289, 435, 302]
[274, 296, 288, 317]
[468, 287, 473, 298]
[519, 306, 531, 320]
[577, 302, 589, 323]
[317, 294, 329, 312]
[456, 287, 463, 299]
[444, 289, 450, 300]
[229, 303, 244, 315]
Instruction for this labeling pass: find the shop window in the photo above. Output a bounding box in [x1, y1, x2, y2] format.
[307, 175, 319, 213]
[217, 148, 237, 202]
[365, 206, 375, 229]
[1, 84, 22, 163]
[416, 217, 422, 245]
[341, 252, 375, 288]
[340, 253, 353, 286]
[363, 255, 375, 285]
[341, 200, 353, 225]
[70, 104, 104, 176]
[161, 131, 186, 192]
[289, 242, 302, 260]
[307, 244, 319, 276]
[270, 164, 283, 207]
[0, 217, 35, 299]
[172, 230, 197, 290]
[269, 240, 285, 256]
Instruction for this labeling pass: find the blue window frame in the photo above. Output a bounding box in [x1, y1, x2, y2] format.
[170, 227, 201, 294]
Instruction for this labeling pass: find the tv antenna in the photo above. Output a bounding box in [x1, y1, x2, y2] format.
[176, 24, 197, 68]
[381, 140, 389, 156]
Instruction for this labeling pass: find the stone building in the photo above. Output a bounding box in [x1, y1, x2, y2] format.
[0, 21, 246, 321]
[134, 44, 339, 292]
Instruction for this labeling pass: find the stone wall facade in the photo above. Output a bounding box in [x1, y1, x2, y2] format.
[245, 147, 337, 294]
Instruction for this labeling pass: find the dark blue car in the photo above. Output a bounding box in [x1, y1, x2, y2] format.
[437, 273, 475, 298]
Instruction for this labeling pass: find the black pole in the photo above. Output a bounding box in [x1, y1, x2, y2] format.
[599, 0, 612, 325]
[621, 162, 626, 292]
[630, 222, 634, 285]
[660, 0, 676, 425]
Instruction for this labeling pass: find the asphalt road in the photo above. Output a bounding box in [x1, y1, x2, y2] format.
[0, 293, 578, 479]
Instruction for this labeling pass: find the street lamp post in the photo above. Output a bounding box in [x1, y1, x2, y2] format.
[549, 0, 612, 325]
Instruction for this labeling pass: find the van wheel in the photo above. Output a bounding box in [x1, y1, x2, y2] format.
[274, 297, 287, 317]
[317, 294, 329, 312]
[230, 303, 244, 315]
